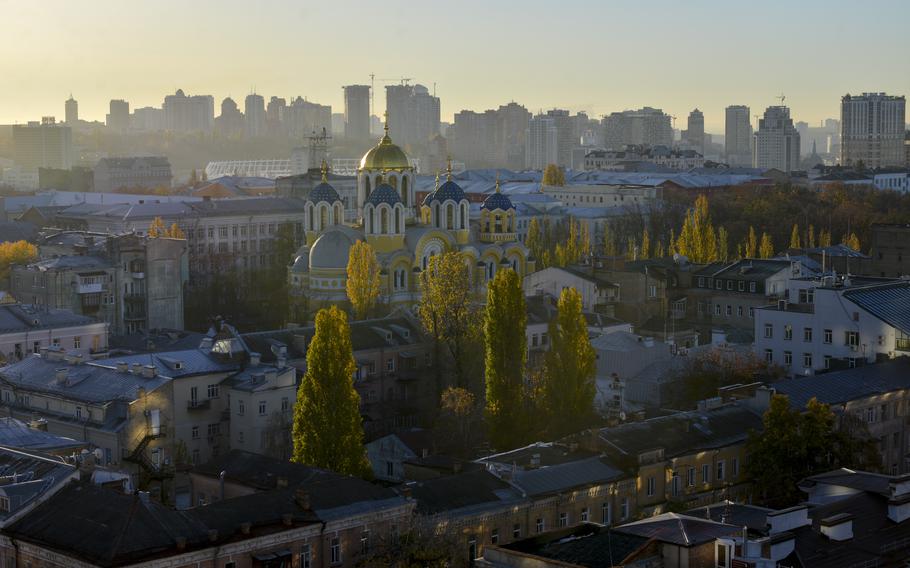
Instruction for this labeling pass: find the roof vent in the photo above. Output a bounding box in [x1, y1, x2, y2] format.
[820, 513, 853, 541]
[141, 365, 156, 378]
[116, 361, 128, 373]
[249, 352, 261, 366]
[54, 368, 68, 385]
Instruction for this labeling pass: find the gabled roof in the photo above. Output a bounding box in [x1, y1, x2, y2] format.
[616, 512, 741, 546]
[771, 358, 910, 410]
[408, 468, 519, 515]
[843, 282, 910, 335]
[511, 456, 624, 497]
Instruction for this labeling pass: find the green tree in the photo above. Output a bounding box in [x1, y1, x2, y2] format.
[526, 218, 544, 267]
[746, 395, 878, 507]
[541, 287, 596, 437]
[346, 240, 381, 320]
[418, 251, 480, 394]
[542, 164, 565, 186]
[292, 306, 371, 477]
[789, 223, 800, 249]
[745, 226, 758, 258]
[484, 268, 529, 450]
[759, 231, 774, 259]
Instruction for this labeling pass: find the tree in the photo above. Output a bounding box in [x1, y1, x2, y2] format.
[676, 194, 718, 263]
[602, 223, 617, 256]
[819, 229, 832, 247]
[436, 387, 479, 457]
[526, 218, 543, 266]
[418, 251, 479, 394]
[148, 216, 167, 237]
[542, 164, 565, 186]
[640, 229, 650, 260]
[541, 287, 596, 437]
[484, 268, 529, 450]
[717, 226, 729, 262]
[346, 240, 381, 320]
[759, 232, 774, 259]
[291, 306, 372, 477]
[746, 394, 878, 507]
[744, 226, 758, 258]
[807, 224, 816, 249]
[789, 223, 800, 249]
[166, 223, 185, 238]
[843, 232, 861, 252]
[188, 169, 198, 186]
[0, 240, 37, 281]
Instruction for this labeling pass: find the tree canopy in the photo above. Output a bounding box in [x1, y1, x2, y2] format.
[542, 164, 566, 186]
[346, 240, 381, 320]
[0, 240, 37, 281]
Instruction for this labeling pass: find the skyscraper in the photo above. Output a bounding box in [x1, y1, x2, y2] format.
[343, 85, 371, 141]
[683, 108, 705, 153]
[12, 117, 73, 170]
[215, 97, 243, 136]
[753, 106, 800, 173]
[526, 115, 558, 170]
[841, 92, 906, 168]
[546, 109, 575, 168]
[384, 84, 440, 148]
[725, 105, 752, 166]
[163, 89, 214, 132]
[106, 99, 130, 132]
[244, 93, 266, 138]
[64, 96, 78, 125]
[266, 96, 287, 135]
[601, 107, 672, 150]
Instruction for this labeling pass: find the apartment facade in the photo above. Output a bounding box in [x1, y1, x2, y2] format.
[725, 105, 752, 166]
[0, 303, 107, 362]
[93, 156, 173, 193]
[753, 106, 800, 173]
[841, 92, 906, 168]
[11, 118, 73, 171]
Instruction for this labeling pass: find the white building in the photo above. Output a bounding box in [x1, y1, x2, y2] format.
[523, 267, 619, 312]
[753, 106, 800, 173]
[526, 115, 558, 169]
[841, 93, 906, 168]
[874, 172, 910, 193]
[754, 277, 910, 376]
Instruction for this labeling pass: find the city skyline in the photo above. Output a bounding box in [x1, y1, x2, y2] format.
[2, 0, 908, 130]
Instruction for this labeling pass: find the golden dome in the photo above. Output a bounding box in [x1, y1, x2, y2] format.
[359, 127, 412, 171]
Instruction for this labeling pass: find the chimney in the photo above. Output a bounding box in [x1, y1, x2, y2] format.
[295, 489, 311, 510]
[116, 361, 128, 373]
[132, 363, 143, 374]
[39, 347, 48, 358]
[277, 355, 287, 368]
[530, 453, 541, 468]
[820, 513, 853, 541]
[142, 365, 156, 378]
[55, 368, 68, 385]
[767, 505, 810, 534]
[249, 352, 261, 366]
[887, 475, 910, 522]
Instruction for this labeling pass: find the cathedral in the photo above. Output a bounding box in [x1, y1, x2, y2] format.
[289, 124, 535, 311]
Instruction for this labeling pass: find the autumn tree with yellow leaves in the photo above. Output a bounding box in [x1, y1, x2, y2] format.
[345, 240, 381, 320]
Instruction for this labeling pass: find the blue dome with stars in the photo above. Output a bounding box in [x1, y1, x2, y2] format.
[309, 182, 340, 204]
[424, 179, 466, 206]
[366, 183, 402, 207]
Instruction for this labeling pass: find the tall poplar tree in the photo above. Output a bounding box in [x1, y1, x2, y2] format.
[484, 269, 528, 450]
[717, 226, 730, 262]
[745, 226, 758, 258]
[760, 232, 775, 259]
[346, 240, 381, 320]
[789, 224, 801, 249]
[541, 287, 596, 438]
[640, 229, 651, 260]
[292, 306, 371, 477]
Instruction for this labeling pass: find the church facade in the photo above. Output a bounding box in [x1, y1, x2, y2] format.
[289, 125, 535, 312]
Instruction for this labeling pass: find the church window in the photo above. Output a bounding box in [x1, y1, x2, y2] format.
[381, 208, 389, 234]
[461, 204, 468, 229]
[434, 204, 441, 228]
[446, 204, 454, 229]
[394, 208, 401, 233]
[402, 176, 409, 206]
[319, 206, 328, 231]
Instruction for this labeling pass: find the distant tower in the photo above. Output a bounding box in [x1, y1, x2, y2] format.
[841, 92, 906, 168]
[65, 95, 78, 125]
[343, 85, 371, 141]
[684, 108, 705, 153]
[106, 99, 130, 132]
[753, 105, 801, 173]
[724, 105, 752, 166]
[244, 93, 266, 138]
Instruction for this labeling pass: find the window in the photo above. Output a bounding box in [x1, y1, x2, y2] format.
[824, 329, 833, 344]
[219, 226, 227, 238]
[687, 467, 696, 487]
[361, 530, 370, 554]
[737, 306, 743, 317]
[716, 460, 725, 481]
[846, 331, 860, 347]
[207, 384, 220, 399]
[749, 307, 754, 319]
[330, 536, 341, 564]
[784, 325, 793, 341]
[803, 353, 813, 368]
[191, 426, 199, 439]
[764, 324, 773, 339]
[824, 355, 832, 369]
[784, 351, 792, 366]
[671, 473, 680, 497]
[190, 386, 198, 403]
[764, 349, 773, 363]
[75, 406, 82, 419]
[697, 276, 705, 288]
[300, 545, 311, 568]
[238, 400, 245, 415]
[803, 327, 813, 342]
[702, 464, 711, 483]
[558, 512, 568, 527]
[725, 305, 732, 317]
[749, 282, 756, 293]
[512, 523, 521, 539]
[648, 284, 657, 298]
[238, 431, 244, 444]
[281, 397, 289, 412]
[490, 528, 499, 544]
[259, 400, 267, 416]
[581, 507, 589, 522]
[646, 476, 655, 496]
[0, 496, 10, 512]
[207, 423, 220, 437]
[621, 497, 629, 520]
[73, 336, 81, 349]
[715, 279, 722, 290]
[799, 288, 815, 303]
[536, 518, 545, 533]
[738, 280, 745, 292]
[602, 502, 611, 524]
[386, 358, 395, 372]
[714, 304, 721, 316]
[726, 280, 733, 291]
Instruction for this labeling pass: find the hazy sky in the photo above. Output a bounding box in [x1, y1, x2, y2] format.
[2, 0, 908, 131]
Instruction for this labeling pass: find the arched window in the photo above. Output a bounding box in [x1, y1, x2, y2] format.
[394, 207, 401, 233]
[389, 175, 398, 191]
[434, 204, 441, 228]
[487, 261, 495, 280]
[460, 204, 467, 229]
[307, 206, 314, 231]
[367, 207, 374, 234]
[402, 176, 409, 207]
[446, 204, 454, 229]
[381, 207, 389, 234]
[511, 258, 518, 272]
[495, 214, 503, 233]
[319, 206, 328, 231]
[364, 176, 372, 200]
[334, 204, 342, 224]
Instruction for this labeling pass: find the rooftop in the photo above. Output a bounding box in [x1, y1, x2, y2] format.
[0, 304, 100, 334]
[0, 447, 76, 524]
[770, 358, 910, 410]
[843, 281, 910, 335]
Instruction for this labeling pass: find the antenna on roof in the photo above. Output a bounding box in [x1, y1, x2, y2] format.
[777, 93, 786, 106]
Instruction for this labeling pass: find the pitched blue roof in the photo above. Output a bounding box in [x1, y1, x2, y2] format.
[309, 182, 340, 204]
[423, 180, 466, 205]
[481, 192, 513, 211]
[366, 183, 401, 206]
[772, 358, 910, 409]
[843, 282, 910, 334]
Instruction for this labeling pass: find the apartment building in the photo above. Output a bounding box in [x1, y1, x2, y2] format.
[870, 223, 910, 277]
[754, 277, 910, 375]
[754, 106, 800, 173]
[93, 156, 172, 193]
[841, 93, 906, 168]
[9, 232, 187, 335]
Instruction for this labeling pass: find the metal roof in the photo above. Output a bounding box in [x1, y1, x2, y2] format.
[771, 358, 910, 409]
[843, 282, 910, 334]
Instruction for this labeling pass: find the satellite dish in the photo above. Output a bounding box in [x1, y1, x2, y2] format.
[619, 411, 627, 421]
[93, 448, 104, 461]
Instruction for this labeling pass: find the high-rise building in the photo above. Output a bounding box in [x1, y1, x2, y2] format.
[266, 96, 287, 135]
[106, 99, 130, 132]
[546, 109, 575, 168]
[215, 97, 243, 136]
[343, 85, 371, 141]
[753, 106, 800, 173]
[841, 93, 906, 168]
[284, 97, 331, 139]
[163, 89, 214, 132]
[450, 109, 496, 168]
[683, 108, 705, 153]
[64, 96, 78, 125]
[244, 93, 266, 138]
[132, 107, 165, 132]
[384, 84, 440, 148]
[602, 107, 672, 150]
[725, 105, 752, 166]
[526, 115, 558, 170]
[12, 117, 73, 170]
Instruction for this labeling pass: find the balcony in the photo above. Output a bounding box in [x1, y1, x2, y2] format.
[131, 272, 145, 279]
[77, 283, 103, 294]
[187, 399, 211, 411]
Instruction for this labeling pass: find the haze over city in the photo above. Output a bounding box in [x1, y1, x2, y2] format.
[2, 0, 909, 129]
